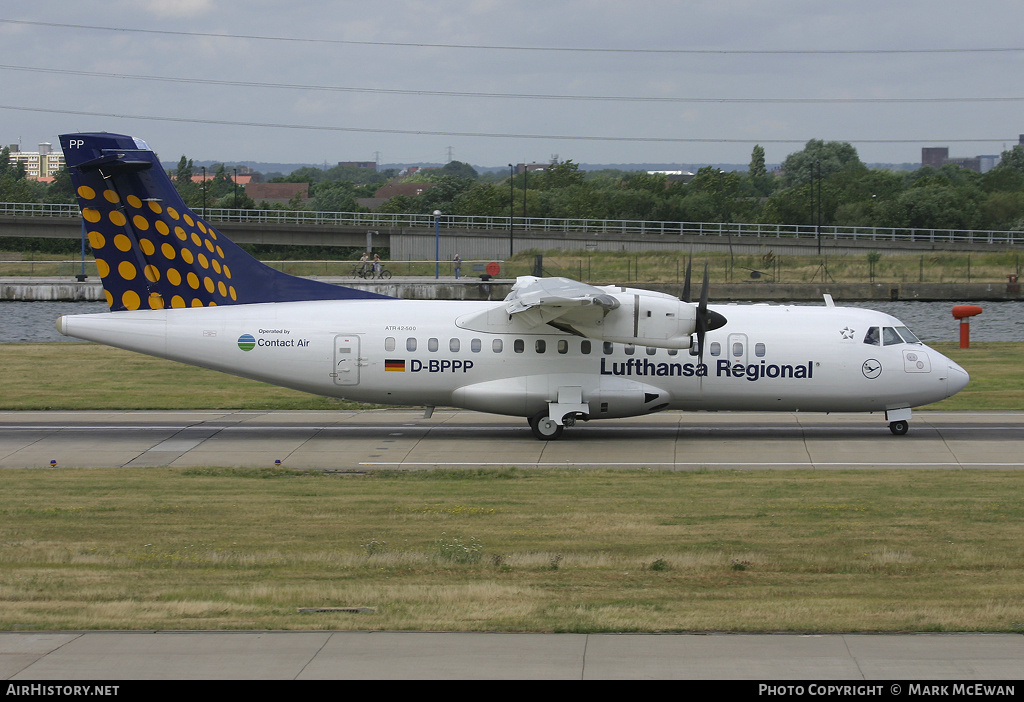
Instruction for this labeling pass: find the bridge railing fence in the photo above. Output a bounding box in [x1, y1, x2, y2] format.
[2, 202, 1021, 246]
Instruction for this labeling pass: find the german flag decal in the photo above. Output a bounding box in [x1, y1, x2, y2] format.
[384, 359, 406, 372]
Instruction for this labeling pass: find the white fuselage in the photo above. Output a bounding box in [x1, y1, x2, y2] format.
[57, 298, 969, 422]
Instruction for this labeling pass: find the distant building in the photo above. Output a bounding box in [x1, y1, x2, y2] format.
[944, 157, 982, 172]
[647, 169, 695, 184]
[245, 182, 309, 206]
[373, 182, 437, 199]
[6, 142, 65, 182]
[922, 145, 1001, 173]
[190, 173, 255, 186]
[921, 147, 948, 170]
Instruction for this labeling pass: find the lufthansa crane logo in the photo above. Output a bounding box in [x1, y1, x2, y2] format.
[862, 359, 882, 379]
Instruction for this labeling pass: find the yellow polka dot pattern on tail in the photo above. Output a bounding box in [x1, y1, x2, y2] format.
[72, 184, 239, 312]
[62, 131, 387, 310]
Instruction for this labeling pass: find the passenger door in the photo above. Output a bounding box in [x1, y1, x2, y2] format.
[333, 334, 361, 386]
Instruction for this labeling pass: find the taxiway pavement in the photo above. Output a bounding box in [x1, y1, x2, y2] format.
[4, 631, 1024, 680]
[0, 409, 1021, 471]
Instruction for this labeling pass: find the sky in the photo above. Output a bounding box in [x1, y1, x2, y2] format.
[2, 1, 1024, 170]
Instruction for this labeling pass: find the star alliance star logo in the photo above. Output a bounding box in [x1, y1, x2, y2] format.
[840, 327, 855, 340]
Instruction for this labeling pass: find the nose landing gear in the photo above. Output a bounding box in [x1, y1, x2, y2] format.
[889, 420, 909, 436]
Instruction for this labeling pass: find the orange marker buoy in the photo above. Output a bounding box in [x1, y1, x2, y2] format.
[952, 305, 983, 348]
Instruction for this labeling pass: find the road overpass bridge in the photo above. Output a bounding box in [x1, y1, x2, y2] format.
[2, 203, 1022, 260]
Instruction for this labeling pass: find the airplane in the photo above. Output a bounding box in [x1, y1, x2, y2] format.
[55, 132, 969, 440]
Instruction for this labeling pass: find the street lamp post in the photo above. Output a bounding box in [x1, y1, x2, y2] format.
[434, 210, 441, 279]
[816, 160, 822, 255]
[508, 164, 515, 258]
[523, 166, 528, 220]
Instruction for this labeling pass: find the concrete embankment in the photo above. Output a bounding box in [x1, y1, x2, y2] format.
[2, 276, 1021, 303]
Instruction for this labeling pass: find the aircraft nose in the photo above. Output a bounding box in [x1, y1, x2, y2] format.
[946, 359, 970, 396]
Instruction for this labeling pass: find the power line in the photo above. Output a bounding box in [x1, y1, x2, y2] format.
[3, 19, 1023, 55]
[1, 104, 1015, 145]
[3, 64, 1023, 105]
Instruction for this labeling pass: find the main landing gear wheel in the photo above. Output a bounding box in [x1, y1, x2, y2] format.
[889, 420, 909, 436]
[529, 412, 564, 441]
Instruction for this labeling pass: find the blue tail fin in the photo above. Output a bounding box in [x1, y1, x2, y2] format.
[60, 132, 390, 311]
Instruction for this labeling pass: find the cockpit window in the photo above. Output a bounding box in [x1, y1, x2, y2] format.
[895, 326, 921, 344]
[865, 324, 921, 346]
[882, 327, 903, 345]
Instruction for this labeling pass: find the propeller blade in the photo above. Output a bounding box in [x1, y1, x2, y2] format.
[696, 263, 710, 366]
[681, 257, 692, 303]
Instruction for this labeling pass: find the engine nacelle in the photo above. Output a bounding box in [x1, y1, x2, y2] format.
[572, 289, 697, 349]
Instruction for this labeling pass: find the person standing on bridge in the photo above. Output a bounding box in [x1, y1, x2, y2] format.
[453, 254, 462, 279]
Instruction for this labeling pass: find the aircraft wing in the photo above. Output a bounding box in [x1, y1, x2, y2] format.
[502, 276, 698, 347]
[504, 276, 619, 328]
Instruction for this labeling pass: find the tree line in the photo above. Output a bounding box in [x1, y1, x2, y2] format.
[4, 140, 1024, 232]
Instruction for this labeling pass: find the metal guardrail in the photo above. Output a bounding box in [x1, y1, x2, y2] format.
[0, 259, 499, 278]
[2, 201, 1022, 246]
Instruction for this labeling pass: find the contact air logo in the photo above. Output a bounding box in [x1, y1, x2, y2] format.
[237, 334, 256, 351]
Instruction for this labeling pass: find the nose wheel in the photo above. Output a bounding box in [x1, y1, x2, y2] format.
[529, 412, 564, 441]
[889, 420, 909, 436]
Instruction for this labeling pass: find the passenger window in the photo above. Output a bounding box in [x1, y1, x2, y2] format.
[581, 340, 591, 354]
[732, 342, 743, 357]
[668, 348, 678, 356]
[882, 327, 902, 346]
[603, 342, 614, 354]
[428, 338, 439, 352]
[557, 340, 568, 354]
[624, 344, 635, 356]
[535, 339, 546, 353]
[514, 339, 525, 353]
[492, 339, 503, 353]
[710, 342, 721, 357]
[646, 346, 657, 355]
[406, 337, 417, 352]
[385, 337, 395, 352]
[471, 339, 482, 353]
[864, 327, 880, 345]
[450, 338, 460, 352]
[755, 343, 766, 357]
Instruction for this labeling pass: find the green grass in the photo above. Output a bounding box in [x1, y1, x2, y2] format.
[0, 343, 371, 411]
[4, 248, 1021, 284]
[505, 249, 1021, 285]
[1, 341, 1021, 632]
[0, 468, 1022, 632]
[1, 341, 1019, 411]
[926, 342, 1024, 411]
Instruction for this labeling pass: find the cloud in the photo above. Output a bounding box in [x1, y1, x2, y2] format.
[135, 0, 214, 18]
